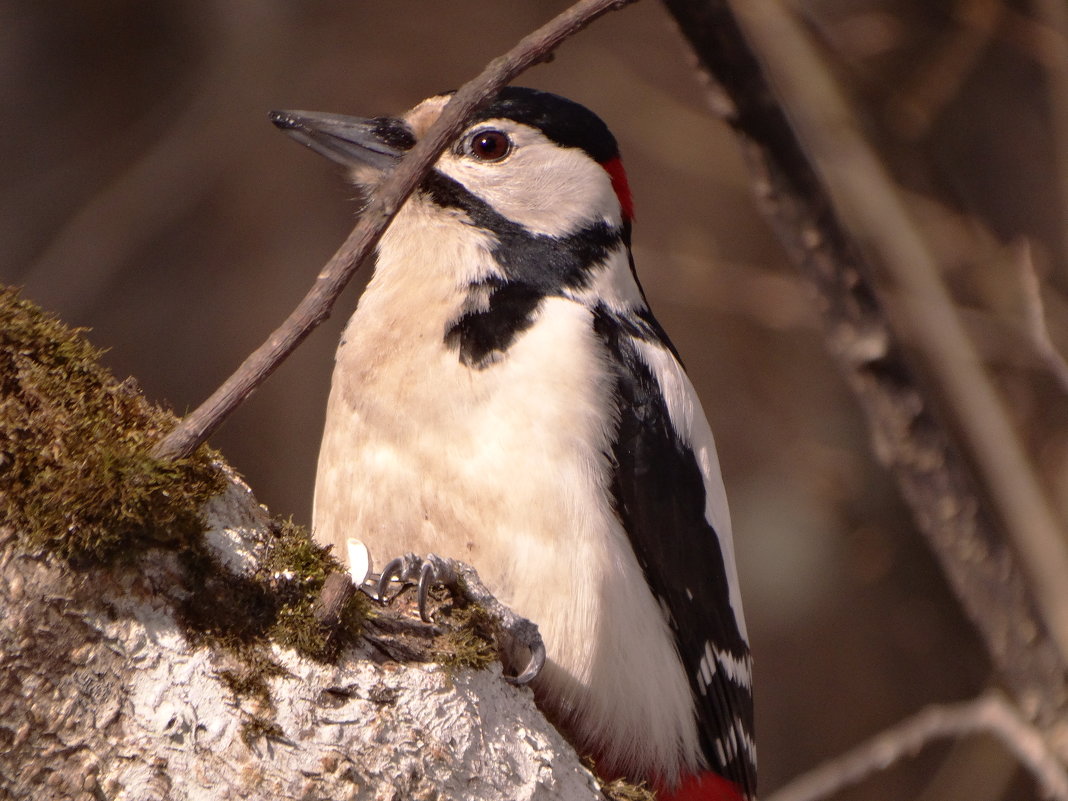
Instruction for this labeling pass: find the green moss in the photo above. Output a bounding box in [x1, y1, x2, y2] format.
[0, 287, 373, 733]
[260, 517, 337, 582]
[173, 508, 366, 731]
[217, 667, 272, 705]
[175, 543, 279, 646]
[270, 598, 327, 654]
[600, 779, 658, 801]
[217, 645, 289, 706]
[239, 714, 286, 746]
[175, 517, 367, 666]
[260, 517, 368, 662]
[429, 595, 499, 671]
[0, 286, 223, 563]
[578, 755, 658, 801]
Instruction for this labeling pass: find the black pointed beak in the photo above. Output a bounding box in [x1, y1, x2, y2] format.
[269, 110, 408, 171]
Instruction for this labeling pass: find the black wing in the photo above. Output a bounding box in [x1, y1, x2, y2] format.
[594, 306, 757, 799]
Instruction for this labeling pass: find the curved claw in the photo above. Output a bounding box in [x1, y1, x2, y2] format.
[376, 556, 408, 602]
[506, 638, 546, 686]
[417, 560, 437, 622]
[373, 553, 544, 685]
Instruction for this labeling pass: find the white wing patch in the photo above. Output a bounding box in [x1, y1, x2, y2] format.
[632, 338, 749, 643]
[716, 725, 757, 770]
[564, 250, 647, 314]
[697, 640, 754, 695]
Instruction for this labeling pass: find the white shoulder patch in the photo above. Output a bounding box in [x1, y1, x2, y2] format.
[563, 248, 645, 315]
[632, 338, 749, 643]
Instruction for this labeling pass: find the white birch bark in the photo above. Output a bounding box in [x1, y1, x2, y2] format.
[0, 471, 605, 801]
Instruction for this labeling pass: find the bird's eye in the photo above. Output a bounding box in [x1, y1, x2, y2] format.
[467, 130, 511, 162]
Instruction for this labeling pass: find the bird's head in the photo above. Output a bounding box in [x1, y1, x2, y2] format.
[270, 87, 634, 239]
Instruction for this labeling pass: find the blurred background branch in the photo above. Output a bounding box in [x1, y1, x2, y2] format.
[664, 0, 1068, 726]
[661, 0, 1068, 794]
[723, 0, 1068, 673]
[732, 0, 1068, 678]
[766, 690, 1068, 801]
[1030, 0, 1068, 268]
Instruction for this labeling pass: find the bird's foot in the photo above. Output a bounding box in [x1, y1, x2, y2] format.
[376, 553, 545, 686]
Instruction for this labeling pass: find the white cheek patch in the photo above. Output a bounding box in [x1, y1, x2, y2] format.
[435, 123, 622, 238]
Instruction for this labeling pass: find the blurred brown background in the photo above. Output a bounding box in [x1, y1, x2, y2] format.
[5, 1, 1065, 798]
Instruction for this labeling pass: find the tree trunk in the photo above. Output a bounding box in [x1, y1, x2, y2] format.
[0, 470, 605, 801]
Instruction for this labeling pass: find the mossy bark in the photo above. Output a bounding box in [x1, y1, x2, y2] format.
[0, 474, 609, 801]
[0, 288, 608, 800]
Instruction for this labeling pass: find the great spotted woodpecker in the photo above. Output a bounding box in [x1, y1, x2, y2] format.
[272, 87, 756, 801]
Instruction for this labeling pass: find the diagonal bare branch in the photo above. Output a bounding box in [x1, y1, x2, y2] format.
[765, 690, 1068, 801]
[726, 0, 1068, 666]
[660, 0, 1068, 719]
[152, 0, 638, 461]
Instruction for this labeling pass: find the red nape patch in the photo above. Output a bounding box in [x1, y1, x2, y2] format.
[601, 156, 634, 222]
[659, 772, 747, 801]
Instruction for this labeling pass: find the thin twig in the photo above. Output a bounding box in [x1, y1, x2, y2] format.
[765, 691, 1068, 801]
[152, 0, 638, 461]
[886, 0, 1004, 139]
[1018, 239, 1068, 394]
